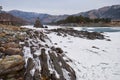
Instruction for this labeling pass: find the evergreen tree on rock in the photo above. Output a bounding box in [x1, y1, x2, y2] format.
[34, 17, 43, 28]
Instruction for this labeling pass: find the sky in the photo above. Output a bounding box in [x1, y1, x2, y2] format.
[0, 0, 120, 15]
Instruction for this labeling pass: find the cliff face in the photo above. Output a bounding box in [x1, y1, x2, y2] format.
[0, 24, 76, 80]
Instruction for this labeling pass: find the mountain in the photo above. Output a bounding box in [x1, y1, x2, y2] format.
[75, 5, 120, 19]
[8, 10, 68, 24]
[8, 5, 120, 24]
[0, 12, 28, 25]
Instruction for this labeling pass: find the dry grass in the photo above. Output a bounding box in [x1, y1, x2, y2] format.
[0, 24, 21, 31]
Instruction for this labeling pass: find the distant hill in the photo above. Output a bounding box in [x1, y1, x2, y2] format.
[0, 12, 28, 25]
[75, 5, 120, 19]
[8, 5, 120, 24]
[8, 10, 68, 24]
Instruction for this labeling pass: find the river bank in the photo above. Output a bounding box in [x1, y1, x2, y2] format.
[53, 22, 120, 27]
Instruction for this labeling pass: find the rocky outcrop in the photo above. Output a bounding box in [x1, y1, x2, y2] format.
[0, 24, 76, 80]
[48, 28, 106, 40]
[0, 25, 27, 80]
[22, 29, 76, 80]
[0, 55, 24, 79]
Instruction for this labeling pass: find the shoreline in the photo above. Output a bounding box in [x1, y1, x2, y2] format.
[49, 23, 120, 27]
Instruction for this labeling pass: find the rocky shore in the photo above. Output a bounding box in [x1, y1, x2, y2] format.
[0, 24, 76, 80]
[0, 24, 27, 80]
[57, 23, 120, 27]
[47, 28, 110, 41]
[0, 24, 111, 80]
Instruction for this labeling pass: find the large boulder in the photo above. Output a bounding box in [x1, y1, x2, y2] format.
[4, 48, 22, 55]
[1, 42, 20, 48]
[0, 55, 25, 76]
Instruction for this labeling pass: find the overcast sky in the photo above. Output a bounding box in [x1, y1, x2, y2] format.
[0, 0, 120, 15]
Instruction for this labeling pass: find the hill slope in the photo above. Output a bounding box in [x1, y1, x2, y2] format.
[75, 5, 120, 19]
[0, 12, 28, 25]
[8, 10, 68, 24]
[8, 5, 120, 24]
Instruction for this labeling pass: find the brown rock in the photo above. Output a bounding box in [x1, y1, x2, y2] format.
[0, 55, 25, 76]
[1, 42, 20, 49]
[0, 47, 5, 52]
[4, 48, 22, 55]
[55, 47, 63, 53]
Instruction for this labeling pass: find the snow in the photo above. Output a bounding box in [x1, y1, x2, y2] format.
[46, 27, 120, 80]
[23, 46, 33, 67]
[62, 68, 71, 80]
[21, 25, 120, 80]
[30, 68, 35, 76]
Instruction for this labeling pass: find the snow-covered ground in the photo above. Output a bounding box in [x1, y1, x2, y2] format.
[22, 25, 120, 80]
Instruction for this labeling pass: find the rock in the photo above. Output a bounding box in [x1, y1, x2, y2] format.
[1, 42, 20, 49]
[49, 52, 65, 80]
[54, 43, 57, 45]
[4, 48, 22, 56]
[39, 48, 50, 79]
[57, 54, 76, 80]
[0, 52, 4, 58]
[48, 28, 106, 40]
[44, 26, 48, 28]
[0, 32, 6, 38]
[33, 69, 40, 80]
[0, 47, 5, 52]
[106, 39, 111, 41]
[92, 46, 99, 49]
[0, 55, 24, 76]
[24, 58, 34, 80]
[55, 47, 63, 53]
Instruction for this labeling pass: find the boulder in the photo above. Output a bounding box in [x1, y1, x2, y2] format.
[0, 55, 25, 76]
[0, 47, 5, 52]
[55, 47, 63, 53]
[4, 48, 22, 55]
[1, 42, 20, 49]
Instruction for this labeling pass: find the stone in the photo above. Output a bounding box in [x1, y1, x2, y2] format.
[39, 49, 50, 79]
[0, 47, 5, 52]
[33, 69, 40, 80]
[0, 55, 24, 76]
[1, 42, 20, 49]
[24, 58, 34, 80]
[44, 26, 48, 28]
[55, 47, 63, 53]
[4, 48, 22, 55]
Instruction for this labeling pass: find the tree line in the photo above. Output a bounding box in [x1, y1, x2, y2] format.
[55, 15, 111, 24]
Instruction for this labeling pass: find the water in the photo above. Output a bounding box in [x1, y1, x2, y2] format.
[81, 27, 120, 32]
